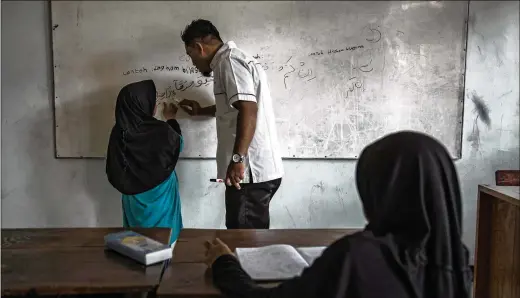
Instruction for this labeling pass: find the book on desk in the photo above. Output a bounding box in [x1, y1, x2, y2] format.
[104, 230, 172, 266]
[235, 244, 326, 281]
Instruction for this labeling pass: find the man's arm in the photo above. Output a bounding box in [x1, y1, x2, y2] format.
[199, 105, 217, 117]
[232, 101, 258, 156]
[222, 56, 259, 188]
[179, 100, 216, 117]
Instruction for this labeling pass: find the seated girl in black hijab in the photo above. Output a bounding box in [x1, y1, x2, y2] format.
[204, 131, 472, 298]
[106, 80, 184, 246]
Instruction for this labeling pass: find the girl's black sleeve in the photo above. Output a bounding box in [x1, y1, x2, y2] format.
[166, 119, 182, 136]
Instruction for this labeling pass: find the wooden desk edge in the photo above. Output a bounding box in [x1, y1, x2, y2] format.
[1, 227, 173, 247]
[478, 184, 520, 207]
[1, 284, 158, 297]
[1, 227, 172, 233]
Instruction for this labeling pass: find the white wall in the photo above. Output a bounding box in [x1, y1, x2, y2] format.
[2, 1, 519, 263]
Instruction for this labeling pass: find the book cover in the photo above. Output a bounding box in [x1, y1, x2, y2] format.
[104, 230, 172, 265]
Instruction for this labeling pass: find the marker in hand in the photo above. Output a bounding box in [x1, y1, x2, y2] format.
[210, 179, 225, 183]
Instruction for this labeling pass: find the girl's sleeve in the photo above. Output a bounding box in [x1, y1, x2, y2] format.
[166, 119, 181, 136]
[166, 119, 183, 153]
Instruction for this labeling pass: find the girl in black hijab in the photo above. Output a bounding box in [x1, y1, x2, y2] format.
[106, 80, 184, 246]
[204, 131, 472, 298]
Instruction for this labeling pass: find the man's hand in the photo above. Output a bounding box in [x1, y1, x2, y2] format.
[204, 238, 233, 268]
[179, 99, 202, 116]
[162, 102, 178, 120]
[179, 100, 216, 117]
[226, 162, 245, 189]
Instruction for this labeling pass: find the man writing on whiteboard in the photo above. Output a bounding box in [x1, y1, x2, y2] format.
[178, 19, 284, 229]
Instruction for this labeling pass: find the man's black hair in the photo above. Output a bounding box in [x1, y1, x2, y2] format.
[181, 19, 223, 45]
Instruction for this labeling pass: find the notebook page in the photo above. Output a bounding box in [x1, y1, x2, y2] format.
[295, 246, 327, 266]
[236, 245, 309, 281]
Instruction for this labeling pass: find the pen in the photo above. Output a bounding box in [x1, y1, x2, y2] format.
[210, 179, 225, 183]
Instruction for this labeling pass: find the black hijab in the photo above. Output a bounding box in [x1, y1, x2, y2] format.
[355, 131, 472, 298]
[106, 80, 182, 195]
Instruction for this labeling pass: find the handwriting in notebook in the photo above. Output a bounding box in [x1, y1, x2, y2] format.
[236, 245, 312, 281]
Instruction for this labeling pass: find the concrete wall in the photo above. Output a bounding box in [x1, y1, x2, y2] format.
[2, 1, 519, 263]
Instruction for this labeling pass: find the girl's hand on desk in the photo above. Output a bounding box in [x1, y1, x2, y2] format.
[204, 238, 233, 267]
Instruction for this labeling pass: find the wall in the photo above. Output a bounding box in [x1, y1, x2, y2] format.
[1, 1, 518, 263]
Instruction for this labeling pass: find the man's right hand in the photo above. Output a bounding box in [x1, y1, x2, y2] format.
[179, 99, 202, 116]
[179, 100, 216, 117]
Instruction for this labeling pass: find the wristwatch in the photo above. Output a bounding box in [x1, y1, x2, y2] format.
[231, 153, 245, 163]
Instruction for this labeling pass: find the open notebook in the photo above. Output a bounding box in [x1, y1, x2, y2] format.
[235, 245, 326, 281]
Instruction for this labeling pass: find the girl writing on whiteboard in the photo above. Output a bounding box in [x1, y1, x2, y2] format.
[106, 79, 183, 247]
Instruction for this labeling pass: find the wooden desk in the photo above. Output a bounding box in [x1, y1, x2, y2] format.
[2, 227, 171, 249]
[474, 185, 520, 298]
[159, 228, 357, 297]
[173, 229, 217, 263]
[1, 227, 171, 297]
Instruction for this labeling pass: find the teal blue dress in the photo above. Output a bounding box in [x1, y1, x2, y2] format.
[121, 137, 184, 246]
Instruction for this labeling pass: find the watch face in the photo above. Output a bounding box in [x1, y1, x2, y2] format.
[232, 154, 240, 162]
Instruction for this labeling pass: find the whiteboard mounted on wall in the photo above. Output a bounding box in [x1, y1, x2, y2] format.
[51, 1, 468, 159]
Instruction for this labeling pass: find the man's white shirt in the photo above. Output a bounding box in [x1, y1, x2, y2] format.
[210, 41, 284, 183]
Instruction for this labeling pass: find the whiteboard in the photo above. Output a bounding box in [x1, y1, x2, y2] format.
[51, 1, 468, 158]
